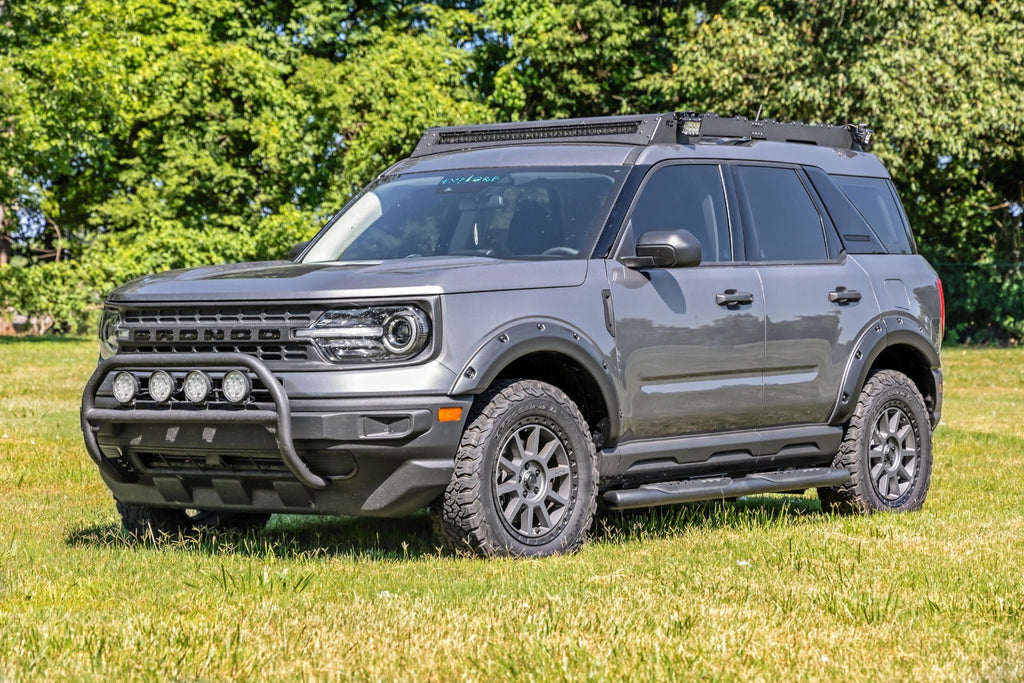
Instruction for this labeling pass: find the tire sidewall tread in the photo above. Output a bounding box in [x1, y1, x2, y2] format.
[434, 379, 598, 557]
[819, 369, 933, 515]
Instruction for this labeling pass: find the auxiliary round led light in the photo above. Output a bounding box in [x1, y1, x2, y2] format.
[111, 371, 139, 404]
[183, 371, 212, 404]
[222, 370, 251, 404]
[148, 370, 175, 403]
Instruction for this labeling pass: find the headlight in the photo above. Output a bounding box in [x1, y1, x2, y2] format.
[98, 308, 122, 359]
[296, 305, 431, 363]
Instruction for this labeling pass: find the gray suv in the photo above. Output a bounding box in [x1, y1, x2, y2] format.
[81, 113, 944, 557]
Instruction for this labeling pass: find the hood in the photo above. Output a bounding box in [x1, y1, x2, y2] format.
[107, 257, 590, 303]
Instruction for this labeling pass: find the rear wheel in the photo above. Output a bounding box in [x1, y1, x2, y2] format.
[434, 379, 598, 557]
[818, 369, 932, 514]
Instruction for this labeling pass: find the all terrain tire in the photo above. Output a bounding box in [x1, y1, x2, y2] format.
[117, 502, 269, 541]
[818, 369, 933, 514]
[434, 379, 598, 557]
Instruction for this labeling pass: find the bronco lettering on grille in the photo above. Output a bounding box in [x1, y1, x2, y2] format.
[129, 327, 282, 343]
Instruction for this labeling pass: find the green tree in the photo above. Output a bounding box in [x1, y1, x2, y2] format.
[0, 1, 492, 331]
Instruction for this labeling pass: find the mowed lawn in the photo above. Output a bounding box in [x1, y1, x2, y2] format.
[1, 340, 1022, 681]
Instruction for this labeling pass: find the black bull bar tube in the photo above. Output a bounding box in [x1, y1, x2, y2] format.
[80, 352, 328, 490]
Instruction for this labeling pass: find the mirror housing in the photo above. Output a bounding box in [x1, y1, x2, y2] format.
[288, 241, 309, 261]
[620, 229, 702, 269]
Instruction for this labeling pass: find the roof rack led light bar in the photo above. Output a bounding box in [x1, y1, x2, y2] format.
[411, 112, 873, 158]
[412, 114, 676, 157]
[436, 120, 644, 146]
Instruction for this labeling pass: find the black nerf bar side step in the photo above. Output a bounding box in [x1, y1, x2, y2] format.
[603, 467, 851, 511]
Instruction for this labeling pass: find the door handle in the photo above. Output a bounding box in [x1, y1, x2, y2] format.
[829, 287, 862, 304]
[716, 290, 755, 306]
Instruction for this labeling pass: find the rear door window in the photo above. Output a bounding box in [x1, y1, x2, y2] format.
[735, 166, 828, 261]
[834, 176, 914, 254]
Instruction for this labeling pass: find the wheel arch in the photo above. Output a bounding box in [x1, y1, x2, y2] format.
[450, 322, 619, 445]
[830, 317, 941, 426]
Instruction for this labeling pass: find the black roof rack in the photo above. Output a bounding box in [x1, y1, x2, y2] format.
[411, 112, 872, 158]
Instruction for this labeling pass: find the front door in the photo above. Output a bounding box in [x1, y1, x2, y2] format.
[608, 163, 765, 441]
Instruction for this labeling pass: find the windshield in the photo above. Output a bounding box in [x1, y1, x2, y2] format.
[302, 167, 625, 262]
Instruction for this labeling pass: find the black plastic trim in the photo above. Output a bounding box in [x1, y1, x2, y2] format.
[450, 321, 620, 442]
[828, 316, 941, 426]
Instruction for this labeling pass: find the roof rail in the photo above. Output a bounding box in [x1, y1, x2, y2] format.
[410, 112, 872, 158]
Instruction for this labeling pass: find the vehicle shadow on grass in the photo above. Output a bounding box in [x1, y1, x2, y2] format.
[592, 495, 827, 546]
[65, 512, 444, 561]
[67, 495, 827, 560]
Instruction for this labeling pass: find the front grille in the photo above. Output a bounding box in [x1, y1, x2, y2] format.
[118, 306, 319, 363]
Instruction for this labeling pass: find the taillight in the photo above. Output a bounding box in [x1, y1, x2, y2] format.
[937, 277, 945, 341]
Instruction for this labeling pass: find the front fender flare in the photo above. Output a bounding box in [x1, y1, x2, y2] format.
[449, 321, 620, 442]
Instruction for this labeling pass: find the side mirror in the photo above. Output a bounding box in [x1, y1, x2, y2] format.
[288, 241, 309, 261]
[620, 229, 702, 269]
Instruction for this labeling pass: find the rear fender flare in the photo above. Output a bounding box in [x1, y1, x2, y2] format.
[829, 315, 940, 425]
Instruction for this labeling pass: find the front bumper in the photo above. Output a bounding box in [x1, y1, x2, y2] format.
[81, 353, 471, 517]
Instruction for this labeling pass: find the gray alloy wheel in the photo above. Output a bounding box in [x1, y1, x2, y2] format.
[819, 369, 932, 514]
[493, 422, 575, 541]
[433, 379, 598, 557]
[867, 405, 920, 502]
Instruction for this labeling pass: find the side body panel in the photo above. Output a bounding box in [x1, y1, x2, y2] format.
[758, 257, 882, 426]
[605, 261, 765, 440]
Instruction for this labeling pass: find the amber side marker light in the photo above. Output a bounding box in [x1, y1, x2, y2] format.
[438, 407, 463, 423]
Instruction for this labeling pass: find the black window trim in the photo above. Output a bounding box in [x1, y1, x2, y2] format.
[610, 160, 741, 266]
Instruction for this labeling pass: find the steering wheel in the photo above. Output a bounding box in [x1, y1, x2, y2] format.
[540, 246, 579, 257]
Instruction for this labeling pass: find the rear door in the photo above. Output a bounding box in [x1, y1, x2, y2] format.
[608, 163, 765, 440]
[731, 164, 881, 426]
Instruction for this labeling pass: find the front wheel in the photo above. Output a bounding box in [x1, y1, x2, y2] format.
[434, 379, 598, 557]
[818, 369, 933, 514]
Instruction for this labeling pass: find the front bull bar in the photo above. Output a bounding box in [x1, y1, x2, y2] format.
[80, 352, 328, 490]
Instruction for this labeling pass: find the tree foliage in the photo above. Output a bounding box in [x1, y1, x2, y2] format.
[1, 0, 1022, 340]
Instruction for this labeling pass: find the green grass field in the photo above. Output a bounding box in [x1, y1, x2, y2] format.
[1, 340, 1022, 681]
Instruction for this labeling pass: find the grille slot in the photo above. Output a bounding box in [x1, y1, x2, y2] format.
[135, 451, 291, 476]
[121, 344, 310, 362]
[122, 308, 314, 326]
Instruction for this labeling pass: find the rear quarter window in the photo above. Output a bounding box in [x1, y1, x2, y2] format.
[834, 176, 915, 254]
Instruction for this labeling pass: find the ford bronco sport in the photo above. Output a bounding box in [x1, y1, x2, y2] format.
[82, 112, 943, 557]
